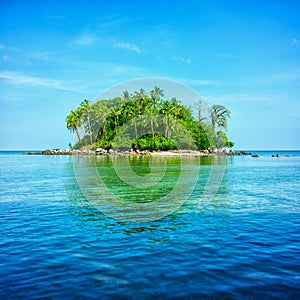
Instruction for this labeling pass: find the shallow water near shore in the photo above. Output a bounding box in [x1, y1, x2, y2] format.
[0, 151, 299, 299]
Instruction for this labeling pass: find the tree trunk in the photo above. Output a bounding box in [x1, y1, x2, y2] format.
[151, 116, 154, 139]
[75, 126, 81, 142]
[165, 116, 169, 138]
[133, 118, 138, 139]
[87, 114, 93, 145]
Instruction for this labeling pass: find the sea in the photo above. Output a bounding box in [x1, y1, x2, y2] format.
[0, 150, 299, 299]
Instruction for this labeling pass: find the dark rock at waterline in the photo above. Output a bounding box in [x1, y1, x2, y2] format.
[28, 148, 263, 157]
[23, 151, 42, 155]
[41, 150, 53, 155]
[239, 151, 252, 156]
[41, 149, 71, 155]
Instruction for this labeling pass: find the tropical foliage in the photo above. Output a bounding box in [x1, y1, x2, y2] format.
[66, 87, 234, 151]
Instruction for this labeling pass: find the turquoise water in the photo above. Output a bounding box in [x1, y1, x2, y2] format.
[0, 151, 299, 299]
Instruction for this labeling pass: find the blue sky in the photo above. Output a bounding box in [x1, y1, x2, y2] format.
[0, 0, 299, 150]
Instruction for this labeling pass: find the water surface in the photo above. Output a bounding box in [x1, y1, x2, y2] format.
[0, 151, 299, 299]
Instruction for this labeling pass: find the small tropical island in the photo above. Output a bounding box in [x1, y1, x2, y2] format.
[62, 86, 234, 156]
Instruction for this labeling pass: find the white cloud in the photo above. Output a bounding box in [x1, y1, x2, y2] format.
[172, 55, 191, 64]
[0, 71, 83, 92]
[113, 42, 141, 53]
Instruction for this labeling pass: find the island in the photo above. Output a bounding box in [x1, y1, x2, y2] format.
[64, 86, 234, 155]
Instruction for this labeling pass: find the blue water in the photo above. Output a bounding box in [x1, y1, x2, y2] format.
[0, 151, 299, 299]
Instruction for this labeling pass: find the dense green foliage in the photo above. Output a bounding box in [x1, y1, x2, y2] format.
[66, 87, 234, 151]
[133, 134, 177, 151]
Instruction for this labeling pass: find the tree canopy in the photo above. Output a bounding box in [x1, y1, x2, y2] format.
[66, 87, 234, 151]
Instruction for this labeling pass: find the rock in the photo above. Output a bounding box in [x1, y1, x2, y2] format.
[72, 150, 82, 154]
[272, 154, 275, 157]
[252, 154, 260, 157]
[24, 151, 41, 155]
[276, 154, 280, 157]
[42, 149, 53, 155]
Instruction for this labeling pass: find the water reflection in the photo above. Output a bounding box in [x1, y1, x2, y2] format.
[72, 155, 202, 222]
[65, 155, 231, 242]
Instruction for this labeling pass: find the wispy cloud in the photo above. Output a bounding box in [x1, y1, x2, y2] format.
[179, 78, 217, 86]
[0, 71, 83, 92]
[0, 44, 19, 52]
[205, 94, 270, 103]
[113, 42, 141, 53]
[76, 34, 96, 45]
[212, 53, 239, 60]
[259, 69, 300, 84]
[0, 95, 26, 105]
[98, 15, 144, 30]
[172, 55, 191, 64]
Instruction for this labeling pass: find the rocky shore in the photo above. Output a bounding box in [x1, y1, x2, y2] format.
[23, 148, 259, 157]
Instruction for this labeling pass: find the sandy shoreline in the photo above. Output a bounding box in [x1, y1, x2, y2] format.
[23, 149, 253, 157]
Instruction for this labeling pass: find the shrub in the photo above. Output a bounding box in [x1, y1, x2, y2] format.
[132, 134, 177, 151]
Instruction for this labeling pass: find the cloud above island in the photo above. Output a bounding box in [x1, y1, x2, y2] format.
[0, 71, 83, 92]
[76, 34, 96, 45]
[113, 41, 141, 53]
[172, 55, 191, 64]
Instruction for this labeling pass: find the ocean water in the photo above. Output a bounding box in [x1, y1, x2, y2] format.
[0, 151, 299, 299]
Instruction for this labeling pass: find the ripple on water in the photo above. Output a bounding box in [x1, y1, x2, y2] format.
[0, 153, 299, 298]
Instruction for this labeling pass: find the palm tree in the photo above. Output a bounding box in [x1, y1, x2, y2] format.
[128, 101, 138, 139]
[80, 99, 93, 144]
[112, 106, 122, 131]
[210, 104, 231, 132]
[133, 88, 147, 135]
[161, 100, 173, 138]
[134, 88, 147, 115]
[92, 100, 111, 139]
[150, 86, 164, 109]
[144, 103, 156, 138]
[170, 97, 182, 121]
[122, 90, 130, 101]
[66, 109, 82, 142]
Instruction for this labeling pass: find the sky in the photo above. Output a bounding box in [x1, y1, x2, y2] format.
[0, 0, 299, 150]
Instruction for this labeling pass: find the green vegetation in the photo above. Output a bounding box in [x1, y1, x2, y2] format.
[66, 87, 234, 151]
